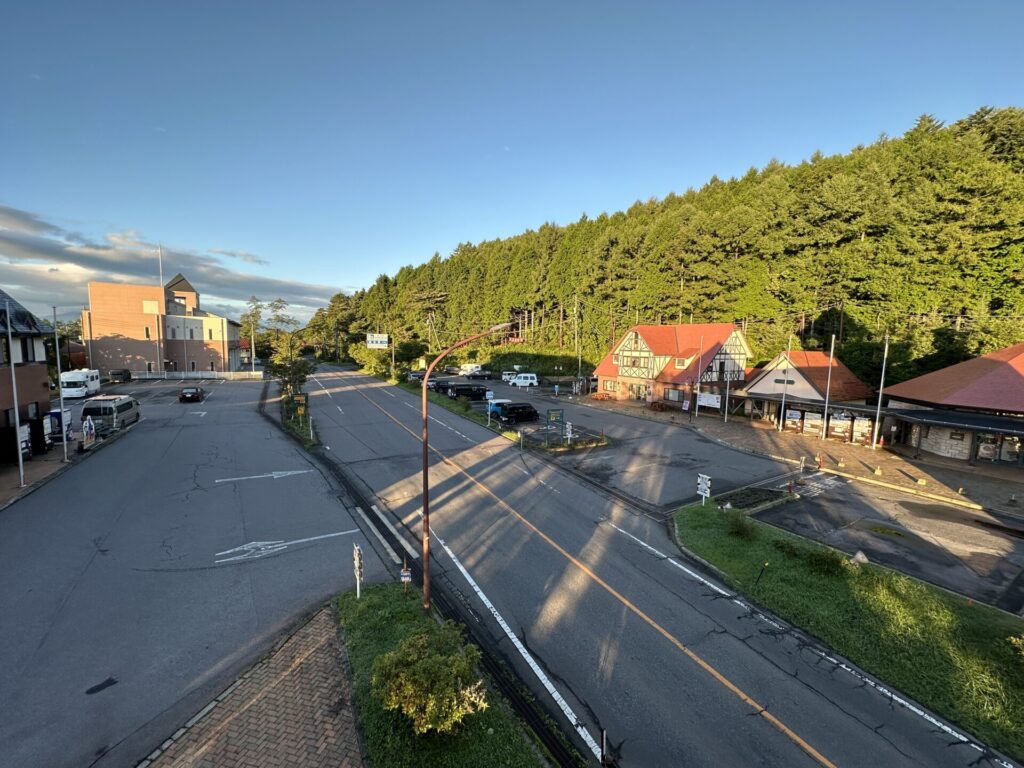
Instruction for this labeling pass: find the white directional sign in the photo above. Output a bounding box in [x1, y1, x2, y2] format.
[697, 473, 712, 503]
[214, 469, 313, 484]
[367, 333, 389, 349]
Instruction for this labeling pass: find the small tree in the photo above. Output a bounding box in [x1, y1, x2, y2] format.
[371, 621, 487, 735]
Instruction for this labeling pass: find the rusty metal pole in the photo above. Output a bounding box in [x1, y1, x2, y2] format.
[421, 322, 511, 612]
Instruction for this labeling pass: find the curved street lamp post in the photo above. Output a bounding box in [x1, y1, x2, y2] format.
[421, 322, 511, 611]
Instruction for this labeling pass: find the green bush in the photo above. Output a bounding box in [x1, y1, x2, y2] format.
[724, 510, 756, 540]
[371, 620, 488, 735]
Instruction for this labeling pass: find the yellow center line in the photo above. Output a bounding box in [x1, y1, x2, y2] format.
[344, 373, 837, 768]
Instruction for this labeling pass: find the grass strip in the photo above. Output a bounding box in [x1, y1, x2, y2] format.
[674, 502, 1024, 761]
[338, 584, 547, 768]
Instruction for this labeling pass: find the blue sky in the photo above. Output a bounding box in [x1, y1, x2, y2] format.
[2, 1, 1023, 321]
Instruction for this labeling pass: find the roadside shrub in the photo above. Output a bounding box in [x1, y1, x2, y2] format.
[724, 510, 756, 541]
[805, 547, 847, 577]
[772, 539, 803, 558]
[371, 620, 488, 735]
[1011, 634, 1024, 660]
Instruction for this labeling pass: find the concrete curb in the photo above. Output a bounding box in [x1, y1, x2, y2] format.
[818, 467, 986, 511]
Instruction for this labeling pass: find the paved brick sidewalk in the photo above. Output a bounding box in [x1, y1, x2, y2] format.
[144, 608, 365, 768]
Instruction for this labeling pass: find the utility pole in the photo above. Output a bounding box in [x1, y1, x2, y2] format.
[574, 293, 580, 378]
[52, 307, 68, 462]
[820, 333, 835, 440]
[6, 301, 25, 487]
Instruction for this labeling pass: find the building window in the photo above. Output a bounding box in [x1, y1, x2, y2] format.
[718, 360, 726, 379]
[208, 329, 213, 340]
[144, 326, 151, 340]
[28, 402, 39, 419]
[20, 337, 36, 362]
[147, 362, 153, 373]
[949, 431, 965, 441]
[612, 354, 619, 365]
[209, 361, 215, 371]
[189, 328, 195, 340]
[190, 361, 196, 371]
[603, 380, 618, 392]
[171, 327, 177, 339]
[666, 388, 683, 402]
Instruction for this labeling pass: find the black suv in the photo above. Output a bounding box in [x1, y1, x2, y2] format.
[446, 383, 489, 401]
[497, 402, 539, 425]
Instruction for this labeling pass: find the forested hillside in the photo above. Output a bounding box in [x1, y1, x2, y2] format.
[307, 108, 1024, 384]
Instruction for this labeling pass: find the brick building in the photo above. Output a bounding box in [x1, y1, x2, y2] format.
[82, 274, 241, 375]
[0, 289, 52, 458]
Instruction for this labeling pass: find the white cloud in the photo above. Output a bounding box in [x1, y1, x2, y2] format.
[0, 204, 339, 322]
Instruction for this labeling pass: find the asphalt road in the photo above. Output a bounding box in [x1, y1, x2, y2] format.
[756, 472, 1024, 611]
[309, 367, 1016, 768]
[0, 379, 388, 768]
[476, 380, 786, 512]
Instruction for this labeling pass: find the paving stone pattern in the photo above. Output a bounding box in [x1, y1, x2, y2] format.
[146, 609, 365, 768]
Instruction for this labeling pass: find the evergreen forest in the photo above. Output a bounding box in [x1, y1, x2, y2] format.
[305, 108, 1024, 385]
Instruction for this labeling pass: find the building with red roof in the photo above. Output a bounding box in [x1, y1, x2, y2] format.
[594, 323, 750, 410]
[740, 349, 874, 439]
[884, 343, 1024, 466]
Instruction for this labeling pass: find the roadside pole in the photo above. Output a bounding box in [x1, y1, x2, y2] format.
[52, 306, 68, 462]
[6, 301, 25, 487]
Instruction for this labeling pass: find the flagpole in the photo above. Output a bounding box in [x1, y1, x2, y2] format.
[871, 332, 890, 450]
[778, 334, 792, 432]
[6, 301, 25, 487]
[820, 333, 835, 440]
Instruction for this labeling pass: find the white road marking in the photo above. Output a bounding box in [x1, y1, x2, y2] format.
[353, 507, 401, 565]
[214, 469, 314, 484]
[188, 411, 207, 417]
[336, 405, 344, 414]
[431, 527, 602, 760]
[382, 389, 396, 398]
[370, 504, 420, 560]
[605, 523, 1014, 768]
[215, 528, 359, 563]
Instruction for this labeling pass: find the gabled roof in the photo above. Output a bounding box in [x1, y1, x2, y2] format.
[885, 342, 1024, 413]
[745, 350, 872, 402]
[165, 273, 198, 294]
[0, 288, 51, 336]
[594, 323, 742, 382]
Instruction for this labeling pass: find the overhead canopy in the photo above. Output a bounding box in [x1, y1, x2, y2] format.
[888, 408, 1024, 437]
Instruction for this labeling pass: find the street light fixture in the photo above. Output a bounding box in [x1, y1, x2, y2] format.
[420, 321, 511, 611]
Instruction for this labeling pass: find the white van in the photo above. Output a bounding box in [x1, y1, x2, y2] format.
[509, 373, 538, 388]
[81, 395, 141, 431]
[459, 363, 483, 376]
[501, 371, 518, 382]
[60, 369, 101, 398]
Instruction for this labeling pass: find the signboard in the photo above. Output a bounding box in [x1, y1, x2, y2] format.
[565, 421, 573, 440]
[783, 409, 802, 432]
[547, 408, 564, 427]
[485, 390, 494, 400]
[400, 568, 412, 584]
[802, 412, 823, 435]
[828, 412, 851, 440]
[366, 333, 389, 349]
[681, 398, 691, 411]
[696, 392, 721, 409]
[852, 417, 873, 444]
[697, 473, 711, 499]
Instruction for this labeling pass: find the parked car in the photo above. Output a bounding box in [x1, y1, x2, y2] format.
[497, 402, 539, 425]
[81, 395, 141, 431]
[179, 386, 205, 403]
[408, 369, 427, 381]
[501, 371, 518, 382]
[466, 370, 493, 380]
[509, 373, 539, 388]
[486, 398, 512, 415]
[445, 383, 489, 401]
[108, 369, 132, 383]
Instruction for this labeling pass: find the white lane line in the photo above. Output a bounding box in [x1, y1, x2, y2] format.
[353, 507, 401, 565]
[605, 523, 1014, 768]
[214, 470, 313, 484]
[337, 405, 344, 414]
[382, 389, 396, 398]
[215, 529, 359, 563]
[312, 377, 333, 398]
[369, 505, 420, 560]
[431, 528, 602, 760]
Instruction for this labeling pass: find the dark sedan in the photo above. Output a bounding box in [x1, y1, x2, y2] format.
[178, 386, 205, 403]
[465, 370, 493, 380]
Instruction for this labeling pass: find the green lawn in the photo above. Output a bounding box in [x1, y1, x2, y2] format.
[338, 584, 549, 768]
[674, 502, 1024, 762]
